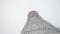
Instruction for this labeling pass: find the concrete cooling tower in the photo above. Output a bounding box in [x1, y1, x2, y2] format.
[21, 11, 60, 34]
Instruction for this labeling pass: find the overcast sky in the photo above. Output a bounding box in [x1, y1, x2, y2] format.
[0, 0, 60, 34]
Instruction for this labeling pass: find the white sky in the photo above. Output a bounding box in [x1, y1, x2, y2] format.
[0, 0, 60, 34]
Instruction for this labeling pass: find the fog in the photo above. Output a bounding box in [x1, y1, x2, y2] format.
[0, 0, 60, 34]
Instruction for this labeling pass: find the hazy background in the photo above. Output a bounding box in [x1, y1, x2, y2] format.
[0, 0, 60, 34]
